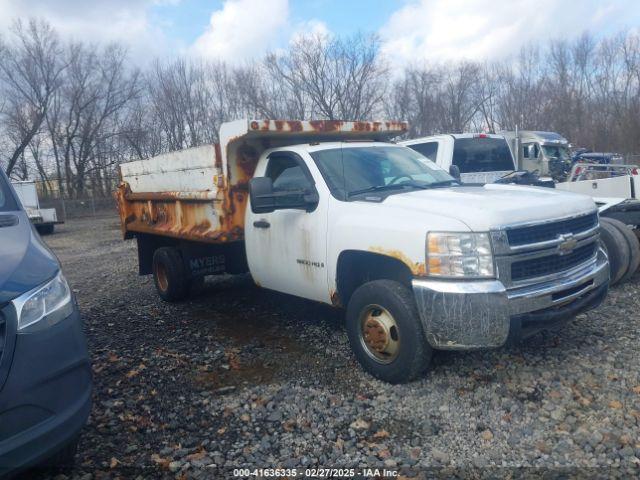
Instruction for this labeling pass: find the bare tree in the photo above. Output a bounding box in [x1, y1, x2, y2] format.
[0, 19, 66, 176]
[265, 33, 388, 120]
[1, 18, 640, 198]
[46, 42, 140, 196]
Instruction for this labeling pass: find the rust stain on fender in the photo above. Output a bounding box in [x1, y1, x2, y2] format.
[368, 247, 427, 277]
[330, 290, 342, 307]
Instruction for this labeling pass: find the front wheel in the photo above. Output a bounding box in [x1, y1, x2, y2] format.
[346, 279, 432, 383]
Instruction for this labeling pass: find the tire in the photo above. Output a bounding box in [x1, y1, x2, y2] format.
[44, 436, 79, 468]
[152, 247, 190, 302]
[36, 224, 54, 235]
[601, 217, 640, 284]
[599, 220, 630, 285]
[346, 279, 432, 384]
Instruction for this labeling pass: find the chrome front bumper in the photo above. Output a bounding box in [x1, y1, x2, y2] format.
[412, 247, 609, 349]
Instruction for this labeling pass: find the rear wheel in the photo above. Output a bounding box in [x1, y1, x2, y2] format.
[601, 217, 640, 284]
[599, 220, 630, 285]
[346, 279, 432, 383]
[152, 247, 191, 302]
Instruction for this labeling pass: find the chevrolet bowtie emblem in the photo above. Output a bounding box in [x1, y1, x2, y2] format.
[557, 234, 578, 255]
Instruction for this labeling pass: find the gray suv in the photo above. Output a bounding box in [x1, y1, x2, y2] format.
[0, 169, 91, 476]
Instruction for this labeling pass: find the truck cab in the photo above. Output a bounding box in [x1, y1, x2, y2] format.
[401, 133, 516, 184]
[116, 120, 609, 383]
[405, 130, 640, 286]
[501, 130, 573, 181]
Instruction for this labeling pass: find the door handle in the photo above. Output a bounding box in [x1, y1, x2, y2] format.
[253, 220, 270, 229]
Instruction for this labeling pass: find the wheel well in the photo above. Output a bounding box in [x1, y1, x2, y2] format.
[335, 250, 413, 306]
[136, 234, 178, 275]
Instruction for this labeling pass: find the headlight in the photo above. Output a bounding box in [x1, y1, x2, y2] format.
[427, 232, 494, 278]
[11, 271, 74, 332]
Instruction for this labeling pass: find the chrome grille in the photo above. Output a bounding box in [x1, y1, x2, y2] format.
[511, 243, 598, 282]
[506, 213, 598, 247]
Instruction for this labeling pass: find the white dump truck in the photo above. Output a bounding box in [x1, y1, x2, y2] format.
[403, 132, 640, 285]
[116, 119, 608, 383]
[10, 180, 61, 235]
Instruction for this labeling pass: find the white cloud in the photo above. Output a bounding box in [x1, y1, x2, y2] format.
[191, 0, 289, 63]
[379, 0, 640, 69]
[290, 19, 330, 43]
[0, 0, 175, 62]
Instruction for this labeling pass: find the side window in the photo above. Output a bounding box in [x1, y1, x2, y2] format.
[409, 142, 439, 162]
[523, 143, 539, 159]
[265, 155, 313, 192]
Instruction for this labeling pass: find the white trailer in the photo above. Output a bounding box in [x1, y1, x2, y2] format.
[11, 181, 62, 235]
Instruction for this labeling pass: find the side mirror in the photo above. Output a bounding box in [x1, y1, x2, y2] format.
[449, 164, 461, 181]
[249, 177, 275, 213]
[249, 177, 320, 214]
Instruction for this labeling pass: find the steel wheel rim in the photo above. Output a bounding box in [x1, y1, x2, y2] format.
[156, 263, 169, 292]
[358, 304, 400, 364]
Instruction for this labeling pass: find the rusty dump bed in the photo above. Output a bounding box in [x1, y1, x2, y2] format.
[115, 119, 408, 243]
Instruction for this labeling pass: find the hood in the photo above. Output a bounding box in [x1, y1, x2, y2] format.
[0, 211, 59, 304]
[382, 183, 596, 231]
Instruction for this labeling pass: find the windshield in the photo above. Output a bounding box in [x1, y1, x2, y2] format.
[310, 145, 455, 200]
[453, 137, 514, 173]
[542, 145, 570, 161]
[0, 171, 18, 212]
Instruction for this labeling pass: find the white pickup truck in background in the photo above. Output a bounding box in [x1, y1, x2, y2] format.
[404, 133, 640, 286]
[10, 180, 61, 235]
[401, 133, 516, 184]
[116, 119, 609, 383]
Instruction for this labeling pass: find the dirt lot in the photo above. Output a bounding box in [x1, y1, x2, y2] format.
[28, 215, 640, 478]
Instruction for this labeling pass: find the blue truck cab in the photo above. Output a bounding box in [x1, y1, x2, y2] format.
[0, 169, 91, 476]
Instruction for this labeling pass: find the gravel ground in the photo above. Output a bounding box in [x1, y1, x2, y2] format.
[24, 215, 640, 478]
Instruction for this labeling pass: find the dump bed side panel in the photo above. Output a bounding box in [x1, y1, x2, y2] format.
[121, 145, 219, 193]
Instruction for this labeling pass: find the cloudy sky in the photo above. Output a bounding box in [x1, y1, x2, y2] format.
[0, 0, 638, 67]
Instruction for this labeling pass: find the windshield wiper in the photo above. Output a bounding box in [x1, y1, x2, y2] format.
[347, 183, 412, 198]
[347, 179, 459, 198]
[423, 179, 461, 188]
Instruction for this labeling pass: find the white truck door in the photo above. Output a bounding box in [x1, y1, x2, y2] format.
[245, 151, 330, 303]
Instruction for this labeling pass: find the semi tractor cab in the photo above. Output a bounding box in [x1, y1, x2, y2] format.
[116, 119, 609, 384]
[501, 130, 573, 182]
